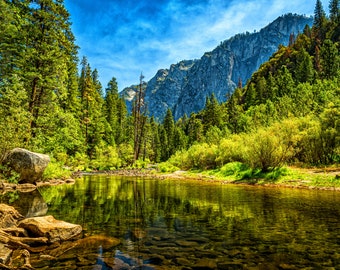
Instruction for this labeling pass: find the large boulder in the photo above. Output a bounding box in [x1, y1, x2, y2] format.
[3, 148, 50, 184]
[18, 215, 82, 243]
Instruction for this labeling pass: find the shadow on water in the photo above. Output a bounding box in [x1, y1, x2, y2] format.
[2, 175, 340, 269]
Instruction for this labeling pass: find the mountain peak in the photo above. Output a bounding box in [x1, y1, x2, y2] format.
[121, 14, 313, 121]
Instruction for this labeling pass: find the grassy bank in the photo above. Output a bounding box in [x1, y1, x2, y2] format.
[157, 161, 340, 190]
[38, 159, 340, 191]
[182, 164, 340, 190]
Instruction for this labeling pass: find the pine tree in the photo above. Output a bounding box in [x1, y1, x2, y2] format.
[320, 39, 340, 79]
[104, 77, 120, 145]
[23, 0, 79, 140]
[0, 0, 80, 154]
[158, 125, 168, 161]
[202, 93, 223, 131]
[149, 117, 161, 163]
[329, 0, 340, 23]
[313, 0, 327, 39]
[244, 83, 256, 109]
[276, 66, 295, 97]
[116, 98, 128, 145]
[0, 0, 27, 80]
[79, 57, 106, 158]
[226, 87, 244, 133]
[0, 76, 30, 160]
[295, 48, 314, 83]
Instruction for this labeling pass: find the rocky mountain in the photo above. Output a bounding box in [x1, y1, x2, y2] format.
[121, 14, 313, 121]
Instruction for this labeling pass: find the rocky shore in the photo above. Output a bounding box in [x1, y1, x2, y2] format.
[0, 203, 122, 269]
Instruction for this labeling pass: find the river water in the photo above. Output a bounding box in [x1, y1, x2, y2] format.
[6, 175, 340, 269]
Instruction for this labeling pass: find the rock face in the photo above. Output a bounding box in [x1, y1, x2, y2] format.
[19, 215, 82, 243]
[3, 148, 50, 183]
[121, 14, 313, 121]
[143, 60, 197, 121]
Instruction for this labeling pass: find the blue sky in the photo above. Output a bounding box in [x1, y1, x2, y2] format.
[64, 0, 327, 91]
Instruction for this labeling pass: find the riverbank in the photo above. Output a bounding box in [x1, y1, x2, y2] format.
[85, 165, 340, 191]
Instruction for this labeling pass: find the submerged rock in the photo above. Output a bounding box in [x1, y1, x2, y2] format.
[192, 258, 217, 269]
[18, 215, 82, 243]
[3, 148, 50, 184]
[46, 235, 121, 260]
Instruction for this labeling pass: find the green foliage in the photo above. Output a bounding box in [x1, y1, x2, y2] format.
[218, 162, 248, 177]
[0, 76, 30, 161]
[168, 143, 218, 170]
[158, 162, 180, 173]
[90, 146, 121, 170]
[0, 164, 20, 184]
[118, 143, 134, 166]
[215, 134, 247, 166]
[0, 0, 339, 178]
[243, 128, 291, 172]
[42, 161, 72, 180]
[132, 159, 150, 169]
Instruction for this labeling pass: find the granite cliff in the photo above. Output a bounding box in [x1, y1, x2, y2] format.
[121, 14, 313, 121]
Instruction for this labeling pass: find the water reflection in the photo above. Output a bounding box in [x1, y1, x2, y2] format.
[0, 189, 48, 217]
[35, 176, 340, 269]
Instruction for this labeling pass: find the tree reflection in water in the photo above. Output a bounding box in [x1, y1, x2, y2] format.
[32, 175, 340, 269]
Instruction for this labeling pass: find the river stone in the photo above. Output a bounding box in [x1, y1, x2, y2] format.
[0, 243, 12, 264]
[192, 258, 217, 269]
[0, 204, 23, 228]
[175, 240, 199, 247]
[18, 215, 82, 243]
[3, 148, 50, 184]
[48, 235, 121, 258]
[175, 257, 191, 266]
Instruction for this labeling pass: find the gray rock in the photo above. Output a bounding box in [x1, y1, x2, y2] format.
[3, 148, 50, 184]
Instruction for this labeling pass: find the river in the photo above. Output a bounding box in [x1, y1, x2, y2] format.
[4, 175, 340, 269]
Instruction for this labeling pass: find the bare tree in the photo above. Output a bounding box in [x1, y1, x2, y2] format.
[133, 73, 147, 162]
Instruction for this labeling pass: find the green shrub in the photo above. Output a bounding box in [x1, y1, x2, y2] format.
[186, 143, 218, 170]
[219, 162, 246, 177]
[91, 146, 121, 170]
[215, 134, 246, 166]
[69, 152, 90, 171]
[43, 161, 72, 180]
[133, 159, 150, 169]
[243, 129, 283, 172]
[158, 162, 179, 173]
[118, 143, 134, 166]
[0, 164, 20, 183]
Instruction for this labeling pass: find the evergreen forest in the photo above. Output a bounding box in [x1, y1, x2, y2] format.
[0, 0, 339, 178]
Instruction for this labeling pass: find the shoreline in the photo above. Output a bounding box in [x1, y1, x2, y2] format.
[76, 167, 340, 192]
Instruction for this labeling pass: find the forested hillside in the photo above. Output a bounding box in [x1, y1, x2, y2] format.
[0, 0, 339, 176]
